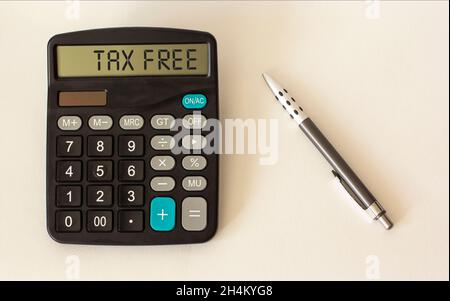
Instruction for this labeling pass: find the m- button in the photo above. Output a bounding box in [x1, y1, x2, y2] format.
[57, 116, 82, 131]
[88, 115, 113, 130]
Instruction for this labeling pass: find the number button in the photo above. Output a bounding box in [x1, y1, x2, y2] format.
[87, 185, 113, 207]
[56, 186, 82, 207]
[57, 136, 82, 157]
[118, 211, 144, 232]
[56, 211, 81, 232]
[118, 136, 144, 156]
[119, 185, 144, 207]
[88, 136, 113, 157]
[87, 211, 113, 232]
[87, 161, 113, 182]
[118, 160, 144, 181]
[56, 161, 82, 182]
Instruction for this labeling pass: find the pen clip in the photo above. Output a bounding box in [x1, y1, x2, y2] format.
[332, 170, 366, 209]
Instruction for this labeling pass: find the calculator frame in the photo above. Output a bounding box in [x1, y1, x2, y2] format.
[46, 27, 219, 245]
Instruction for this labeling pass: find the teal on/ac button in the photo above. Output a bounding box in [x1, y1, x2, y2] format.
[150, 197, 176, 231]
[182, 94, 207, 109]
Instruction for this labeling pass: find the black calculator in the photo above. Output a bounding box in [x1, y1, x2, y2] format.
[46, 27, 219, 245]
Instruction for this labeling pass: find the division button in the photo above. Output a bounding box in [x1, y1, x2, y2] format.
[119, 115, 144, 130]
[181, 135, 207, 150]
[118, 210, 144, 232]
[182, 156, 207, 171]
[150, 156, 175, 171]
[88, 115, 113, 130]
[182, 197, 207, 231]
[57, 116, 82, 131]
[150, 197, 175, 231]
[182, 176, 207, 191]
[150, 176, 175, 192]
[150, 135, 175, 150]
[150, 115, 175, 130]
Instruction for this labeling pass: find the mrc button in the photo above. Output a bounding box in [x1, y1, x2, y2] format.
[119, 115, 144, 130]
[182, 94, 207, 109]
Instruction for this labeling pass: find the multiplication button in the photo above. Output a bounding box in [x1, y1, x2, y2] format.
[182, 197, 207, 231]
[150, 156, 175, 171]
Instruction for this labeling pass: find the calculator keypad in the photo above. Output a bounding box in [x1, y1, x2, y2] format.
[51, 112, 216, 240]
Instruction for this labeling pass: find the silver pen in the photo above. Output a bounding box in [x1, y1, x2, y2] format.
[263, 73, 393, 230]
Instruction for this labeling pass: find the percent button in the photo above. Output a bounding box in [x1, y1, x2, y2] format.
[182, 156, 207, 171]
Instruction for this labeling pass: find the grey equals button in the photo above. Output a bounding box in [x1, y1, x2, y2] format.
[182, 197, 207, 231]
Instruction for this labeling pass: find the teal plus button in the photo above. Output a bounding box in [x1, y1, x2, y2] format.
[182, 94, 207, 109]
[150, 197, 176, 231]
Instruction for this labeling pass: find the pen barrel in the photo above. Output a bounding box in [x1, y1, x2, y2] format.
[299, 118, 377, 210]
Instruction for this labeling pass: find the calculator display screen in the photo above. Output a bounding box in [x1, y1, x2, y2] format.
[56, 44, 208, 77]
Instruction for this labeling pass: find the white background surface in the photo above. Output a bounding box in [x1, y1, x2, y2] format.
[0, 1, 448, 280]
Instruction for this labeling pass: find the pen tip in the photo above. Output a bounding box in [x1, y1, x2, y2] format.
[378, 214, 394, 230]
